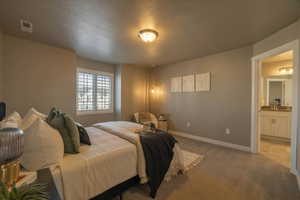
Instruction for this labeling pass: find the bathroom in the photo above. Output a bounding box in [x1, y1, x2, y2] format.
[259, 50, 293, 168]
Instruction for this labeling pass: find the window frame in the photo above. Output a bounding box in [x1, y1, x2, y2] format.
[76, 68, 114, 116]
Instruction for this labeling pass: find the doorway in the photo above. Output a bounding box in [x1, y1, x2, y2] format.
[251, 40, 299, 173]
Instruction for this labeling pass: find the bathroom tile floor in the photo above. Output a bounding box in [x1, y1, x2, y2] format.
[260, 138, 291, 168]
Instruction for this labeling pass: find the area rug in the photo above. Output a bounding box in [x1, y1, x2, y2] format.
[181, 149, 204, 172]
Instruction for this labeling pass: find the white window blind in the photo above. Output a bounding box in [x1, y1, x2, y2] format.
[76, 68, 113, 114]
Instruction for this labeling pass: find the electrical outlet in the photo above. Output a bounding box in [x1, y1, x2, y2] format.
[187, 121, 191, 128]
[225, 128, 231, 135]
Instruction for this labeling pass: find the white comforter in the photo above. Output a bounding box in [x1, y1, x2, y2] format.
[93, 121, 184, 183]
[51, 127, 137, 200]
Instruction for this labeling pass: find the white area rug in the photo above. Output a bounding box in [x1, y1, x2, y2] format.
[182, 150, 204, 172]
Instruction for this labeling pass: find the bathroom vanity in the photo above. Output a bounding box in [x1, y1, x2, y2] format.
[260, 110, 291, 139]
[259, 73, 293, 140]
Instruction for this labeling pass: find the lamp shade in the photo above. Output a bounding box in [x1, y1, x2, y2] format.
[0, 128, 24, 165]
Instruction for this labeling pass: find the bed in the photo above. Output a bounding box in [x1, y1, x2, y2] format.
[0, 105, 184, 199]
[51, 127, 138, 200]
[51, 122, 184, 200]
[93, 121, 184, 184]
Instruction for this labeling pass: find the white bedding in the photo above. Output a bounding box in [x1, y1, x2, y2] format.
[93, 121, 184, 183]
[51, 127, 137, 200]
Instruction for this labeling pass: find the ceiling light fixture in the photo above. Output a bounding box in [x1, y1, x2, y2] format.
[279, 67, 293, 75]
[138, 29, 158, 43]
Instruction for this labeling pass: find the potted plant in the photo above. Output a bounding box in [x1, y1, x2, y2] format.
[0, 182, 48, 200]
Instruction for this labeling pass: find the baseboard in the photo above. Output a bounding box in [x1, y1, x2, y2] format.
[169, 130, 251, 152]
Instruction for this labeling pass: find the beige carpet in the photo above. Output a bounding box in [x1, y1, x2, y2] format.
[115, 149, 204, 200]
[114, 136, 300, 200]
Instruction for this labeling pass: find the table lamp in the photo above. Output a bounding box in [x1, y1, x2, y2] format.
[0, 128, 24, 185]
[158, 114, 166, 121]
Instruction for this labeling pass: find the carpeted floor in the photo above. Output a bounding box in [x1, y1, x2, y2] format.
[116, 136, 300, 200]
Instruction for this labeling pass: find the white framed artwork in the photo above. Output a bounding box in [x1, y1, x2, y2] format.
[171, 76, 182, 92]
[196, 72, 211, 91]
[182, 75, 195, 92]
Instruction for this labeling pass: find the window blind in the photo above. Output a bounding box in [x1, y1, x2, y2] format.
[76, 69, 113, 113]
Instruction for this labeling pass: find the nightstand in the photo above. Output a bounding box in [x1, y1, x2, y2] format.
[37, 168, 61, 200]
[158, 120, 168, 132]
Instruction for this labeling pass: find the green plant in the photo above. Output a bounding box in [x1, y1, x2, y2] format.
[0, 182, 48, 200]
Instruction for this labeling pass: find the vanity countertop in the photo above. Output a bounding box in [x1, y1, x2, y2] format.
[260, 106, 292, 112]
[260, 109, 291, 112]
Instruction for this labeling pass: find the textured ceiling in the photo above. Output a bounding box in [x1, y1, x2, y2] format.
[0, 0, 300, 66]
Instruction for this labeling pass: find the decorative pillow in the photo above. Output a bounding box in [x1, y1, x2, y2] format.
[76, 122, 91, 145]
[7, 111, 22, 123]
[47, 108, 80, 154]
[46, 107, 59, 123]
[20, 108, 47, 130]
[25, 108, 47, 119]
[21, 119, 64, 171]
[0, 111, 22, 128]
[64, 115, 81, 151]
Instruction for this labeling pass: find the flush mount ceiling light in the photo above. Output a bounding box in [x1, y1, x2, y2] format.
[279, 67, 293, 75]
[138, 29, 158, 43]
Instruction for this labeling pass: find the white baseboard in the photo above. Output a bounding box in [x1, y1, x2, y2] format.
[169, 130, 251, 152]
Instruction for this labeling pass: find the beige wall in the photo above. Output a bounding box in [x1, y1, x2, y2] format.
[150, 46, 253, 147]
[253, 19, 300, 175]
[2, 35, 115, 125]
[115, 64, 150, 121]
[262, 60, 293, 77]
[0, 29, 3, 100]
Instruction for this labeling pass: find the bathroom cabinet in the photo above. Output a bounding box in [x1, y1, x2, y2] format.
[260, 111, 291, 139]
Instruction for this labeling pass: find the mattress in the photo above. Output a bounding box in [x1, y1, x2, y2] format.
[51, 127, 137, 200]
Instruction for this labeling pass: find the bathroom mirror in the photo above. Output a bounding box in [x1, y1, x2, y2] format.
[264, 77, 292, 106]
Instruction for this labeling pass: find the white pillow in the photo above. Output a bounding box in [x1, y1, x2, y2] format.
[20, 108, 47, 130]
[0, 111, 22, 128]
[21, 119, 64, 171]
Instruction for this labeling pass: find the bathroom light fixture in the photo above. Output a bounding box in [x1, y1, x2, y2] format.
[150, 85, 160, 94]
[279, 67, 293, 75]
[138, 29, 158, 43]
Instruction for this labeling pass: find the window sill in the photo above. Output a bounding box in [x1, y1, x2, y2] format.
[76, 110, 114, 116]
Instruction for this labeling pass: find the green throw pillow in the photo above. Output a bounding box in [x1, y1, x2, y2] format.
[64, 115, 80, 153]
[47, 107, 59, 122]
[47, 108, 80, 154]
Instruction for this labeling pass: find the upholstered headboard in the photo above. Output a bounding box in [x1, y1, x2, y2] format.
[0, 102, 6, 121]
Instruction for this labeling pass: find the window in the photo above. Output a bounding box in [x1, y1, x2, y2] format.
[76, 68, 113, 115]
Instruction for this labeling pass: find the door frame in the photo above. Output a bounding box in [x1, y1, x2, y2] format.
[251, 40, 299, 174]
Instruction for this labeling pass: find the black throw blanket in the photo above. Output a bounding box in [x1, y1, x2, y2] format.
[140, 129, 177, 198]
